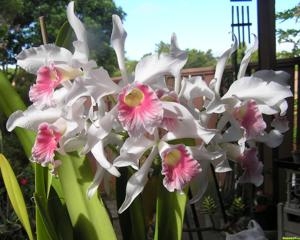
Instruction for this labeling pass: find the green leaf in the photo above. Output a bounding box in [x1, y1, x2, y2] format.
[116, 168, 147, 240]
[34, 193, 60, 240]
[57, 152, 117, 240]
[142, 176, 159, 231]
[0, 72, 35, 157]
[55, 21, 74, 50]
[0, 72, 51, 240]
[116, 168, 133, 239]
[168, 138, 196, 146]
[47, 187, 74, 240]
[154, 178, 188, 240]
[0, 154, 34, 240]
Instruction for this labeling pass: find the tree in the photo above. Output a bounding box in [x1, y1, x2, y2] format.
[0, 0, 126, 75]
[155, 40, 217, 68]
[276, 3, 300, 57]
[185, 49, 216, 68]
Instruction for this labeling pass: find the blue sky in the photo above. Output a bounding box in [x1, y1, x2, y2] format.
[114, 0, 299, 60]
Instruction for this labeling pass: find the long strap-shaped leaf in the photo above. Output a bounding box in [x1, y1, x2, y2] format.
[55, 20, 117, 239]
[154, 179, 188, 240]
[0, 72, 35, 156]
[0, 154, 34, 240]
[0, 72, 52, 240]
[58, 152, 117, 240]
[0, 69, 117, 239]
[116, 167, 147, 240]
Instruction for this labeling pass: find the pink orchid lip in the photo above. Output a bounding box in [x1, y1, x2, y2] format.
[161, 144, 201, 192]
[29, 65, 63, 104]
[31, 122, 62, 166]
[29, 64, 82, 104]
[233, 99, 266, 139]
[117, 82, 163, 137]
[238, 147, 263, 186]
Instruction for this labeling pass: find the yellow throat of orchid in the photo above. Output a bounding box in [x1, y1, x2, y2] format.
[124, 88, 144, 107]
[234, 105, 247, 121]
[57, 66, 83, 82]
[164, 149, 181, 166]
[160, 95, 175, 102]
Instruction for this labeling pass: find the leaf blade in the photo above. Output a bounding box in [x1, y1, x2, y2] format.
[154, 179, 188, 240]
[0, 154, 34, 240]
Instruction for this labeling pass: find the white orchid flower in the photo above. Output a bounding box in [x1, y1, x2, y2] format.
[188, 144, 230, 204]
[81, 14, 217, 157]
[8, 1, 124, 179]
[16, 2, 90, 107]
[114, 132, 219, 213]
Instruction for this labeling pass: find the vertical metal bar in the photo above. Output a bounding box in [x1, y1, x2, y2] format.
[188, 190, 203, 240]
[247, 6, 251, 43]
[210, 164, 228, 223]
[242, 6, 245, 47]
[236, 6, 241, 46]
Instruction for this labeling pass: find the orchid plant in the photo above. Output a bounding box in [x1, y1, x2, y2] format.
[0, 1, 293, 239]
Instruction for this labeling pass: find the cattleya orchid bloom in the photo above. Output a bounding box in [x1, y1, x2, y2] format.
[29, 63, 82, 105]
[16, 1, 89, 107]
[232, 99, 267, 139]
[6, 2, 121, 183]
[5, 0, 293, 218]
[238, 148, 263, 186]
[118, 82, 163, 137]
[31, 121, 64, 166]
[159, 142, 201, 193]
[80, 15, 215, 155]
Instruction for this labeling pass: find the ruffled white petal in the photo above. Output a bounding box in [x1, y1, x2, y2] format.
[222, 72, 293, 114]
[16, 44, 72, 74]
[6, 105, 62, 132]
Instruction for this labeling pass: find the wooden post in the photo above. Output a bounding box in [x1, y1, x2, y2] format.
[257, 0, 276, 199]
[257, 0, 276, 69]
[39, 16, 48, 45]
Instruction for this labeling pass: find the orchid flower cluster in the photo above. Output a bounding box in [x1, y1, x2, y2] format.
[7, 2, 292, 214]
